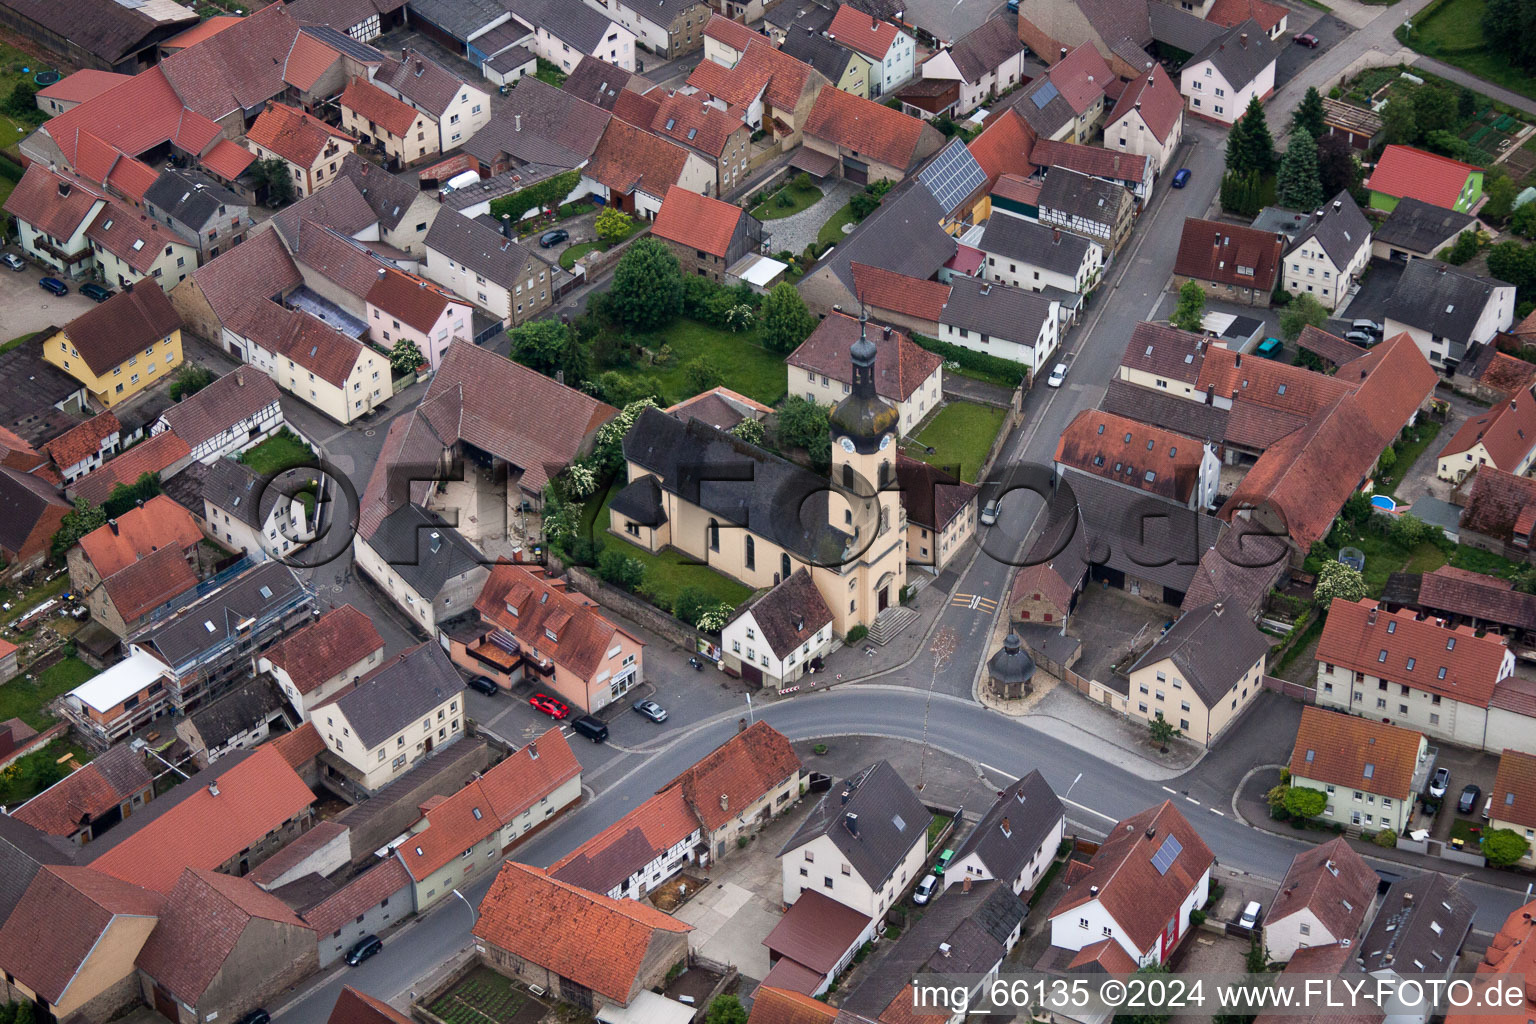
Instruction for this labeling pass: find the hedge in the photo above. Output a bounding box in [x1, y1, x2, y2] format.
[910, 333, 1027, 387]
[487, 170, 582, 225]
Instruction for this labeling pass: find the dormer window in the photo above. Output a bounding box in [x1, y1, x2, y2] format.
[545, 627, 558, 642]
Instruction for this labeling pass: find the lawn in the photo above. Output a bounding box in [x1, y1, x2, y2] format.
[1311, 534, 1445, 596]
[0, 44, 51, 156]
[816, 201, 859, 249]
[589, 479, 754, 613]
[4, 572, 71, 629]
[0, 738, 92, 806]
[1398, 6, 1536, 103]
[752, 181, 823, 221]
[906, 402, 1007, 483]
[628, 318, 788, 406]
[1449, 818, 1484, 847]
[0, 331, 35, 354]
[238, 428, 314, 477]
[559, 241, 600, 271]
[534, 58, 567, 88]
[927, 813, 952, 850]
[0, 656, 97, 729]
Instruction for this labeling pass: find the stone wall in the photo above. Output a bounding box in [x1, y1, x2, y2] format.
[564, 567, 706, 650]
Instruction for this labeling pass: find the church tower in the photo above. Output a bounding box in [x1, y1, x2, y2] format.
[824, 314, 906, 631]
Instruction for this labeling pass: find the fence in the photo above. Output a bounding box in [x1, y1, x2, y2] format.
[1261, 674, 1316, 702]
[0, 721, 67, 772]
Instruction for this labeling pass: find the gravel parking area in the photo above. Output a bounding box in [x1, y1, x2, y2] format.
[0, 254, 97, 339]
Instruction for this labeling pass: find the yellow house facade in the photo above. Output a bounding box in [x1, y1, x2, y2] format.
[1124, 602, 1271, 747]
[43, 285, 184, 409]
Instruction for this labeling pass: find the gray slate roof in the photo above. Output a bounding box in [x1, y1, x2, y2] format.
[506, 0, 612, 51]
[187, 675, 288, 749]
[1147, 3, 1226, 55]
[1038, 167, 1128, 227]
[951, 770, 1063, 882]
[203, 458, 269, 529]
[1189, 20, 1278, 90]
[271, 176, 379, 248]
[0, 343, 84, 446]
[1358, 872, 1474, 974]
[424, 208, 540, 290]
[979, 214, 1096, 278]
[0, 815, 76, 925]
[561, 56, 642, 111]
[609, 474, 667, 528]
[1128, 601, 1271, 707]
[144, 169, 244, 232]
[465, 77, 611, 168]
[329, 642, 465, 748]
[825, 181, 956, 293]
[947, 16, 1024, 81]
[1387, 260, 1512, 346]
[1374, 197, 1476, 255]
[940, 275, 1056, 345]
[0, 467, 66, 558]
[1286, 191, 1371, 268]
[135, 561, 309, 673]
[1101, 379, 1230, 443]
[335, 154, 421, 232]
[299, 23, 387, 64]
[399, 0, 502, 42]
[365, 503, 487, 600]
[779, 760, 932, 890]
[783, 28, 861, 83]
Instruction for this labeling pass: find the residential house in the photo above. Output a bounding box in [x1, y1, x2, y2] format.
[978, 214, 1103, 301]
[1054, 409, 1220, 509]
[722, 570, 837, 689]
[1457, 466, 1536, 561]
[370, 49, 492, 152]
[595, 0, 710, 59]
[1173, 218, 1284, 307]
[0, 814, 76, 937]
[0, 466, 71, 572]
[1179, 21, 1278, 125]
[1125, 601, 1270, 745]
[562, 55, 646, 109]
[1384, 260, 1515, 369]
[846, 261, 952, 336]
[1357, 874, 1475, 1024]
[684, 39, 827, 150]
[352, 504, 490, 636]
[67, 494, 203, 635]
[11, 745, 156, 846]
[201, 458, 312, 561]
[939, 275, 1061, 375]
[474, 861, 691, 1013]
[1289, 705, 1428, 833]
[704, 14, 756, 69]
[1207, 0, 1290, 36]
[1010, 44, 1114, 144]
[1103, 66, 1184, 174]
[365, 267, 471, 372]
[33, 69, 132, 116]
[1033, 138, 1153, 204]
[783, 28, 872, 101]
[3, 164, 110, 279]
[174, 677, 292, 767]
[463, 77, 611, 176]
[134, 868, 318, 1024]
[43, 411, 122, 483]
[422, 208, 556, 326]
[0, 866, 163, 1024]
[1037, 168, 1135, 252]
[1047, 801, 1214, 966]
[659, 719, 804, 859]
[1263, 836, 1379, 961]
[245, 103, 359, 201]
[142, 169, 253, 266]
[786, 312, 943, 437]
[1447, 900, 1536, 1024]
[943, 770, 1065, 896]
[914, 17, 1025, 117]
[1381, 564, 1536, 650]
[84, 545, 202, 638]
[284, 0, 407, 41]
[505, 0, 637, 75]
[1281, 192, 1372, 311]
[90, 202, 201, 292]
[1437, 386, 1536, 483]
[394, 730, 582, 909]
[335, 154, 441, 255]
[1489, 749, 1536, 867]
[302, 857, 412, 964]
[224, 301, 392, 426]
[548, 787, 703, 900]
[802, 85, 945, 185]
[259, 604, 386, 720]
[1367, 145, 1484, 214]
[826, 6, 914, 97]
[61, 651, 177, 748]
[339, 78, 441, 166]
[153, 369, 285, 464]
[1371, 198, 1476, 264]
[325, 987, 419, 1024]
[650, 186, 765, 284]
[665, 387, 774, 431]
[746, 988, 838, 1024]
[68, 428, 194, 508]
[895, 456, 978, 573]
[615, 90, 754, 196]
[584, 117, 712, 217]
[1013, 0, 1225, 79]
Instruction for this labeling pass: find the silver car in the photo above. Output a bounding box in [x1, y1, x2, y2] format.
[633, 698, 668, 723]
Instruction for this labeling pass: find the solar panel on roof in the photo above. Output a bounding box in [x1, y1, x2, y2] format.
[1030, 80, 1060, 110]
[1151, 833, 1182, 874]
[918, 140, 986, 214]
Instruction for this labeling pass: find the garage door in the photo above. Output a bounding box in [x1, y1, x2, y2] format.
[842, 157, 868, 185]
[1390, 248, 1410, 263]
[741, 663, 763, 686]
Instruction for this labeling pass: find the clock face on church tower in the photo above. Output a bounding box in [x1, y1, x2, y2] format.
[839, 436, 857, 453]
[879, 434, 892, 451]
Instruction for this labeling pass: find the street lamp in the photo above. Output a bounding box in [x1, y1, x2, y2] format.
[1065, 771, 1084, 800]
[452, 888, 476, 927]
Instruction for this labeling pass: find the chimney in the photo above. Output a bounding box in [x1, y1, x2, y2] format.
[1240, 31, 1248, 46]
[528, 741, 538, 760]
[1213, 601, 1223, 616]
[208, 783, 220, 796]
[1060, 46, 1068, 59]
[841, 788, 851, 804]
[108, 518, 119, 534]
[1052, 228, 1061, 244]
[882, 325, 892, 340]
[401, 47, 407, 60]
[1001, 816, 1011, 837]
[939, 943, 952, 957]
[429, 531, 442, 554]
[720, 793, 729, 811]
[1333, 199, 1342, 211]
[1145, 826, 1157, 840]
[1235, 352, 1241, 367]
[58, 181, 71, 198]
[1368, 607, 1378, 625]
[1090, 884, 1099, 895]
[415, 58, 424, 74]
[980, 282, 991, 295]
[515, 114, 521, 132]
[962, 876, 972, 893]
[378, 267, 387, 278]
[1403, 892, 1414, 904]
[871, 12, 878, 28]
[1135, 100, 1142, 111]
[845, 812, 859, 836]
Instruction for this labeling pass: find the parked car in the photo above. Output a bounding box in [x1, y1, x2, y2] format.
[1046, 362, 1067, 388]
[529, 692, 570, 719]
[1007, 0, 1019, 9]
[633, 698, 668, 722]
[1171, 168, 1192, 188]
[1458, 784, 1481, 814]
[2, 253, 25, 271]
[538, 229, 569, 248]
[344, 935, 382, 966]
[1256, 337, 1283, 359]
[571, 714, 609, 743]
[80, 282, 114, 302]
[1351, 319, 1383, 335]
[913, 874, 938, 905]
[1239, 901, 1262, 929]
[934, 848, 955, 874]
[1294, 32, 1320, 47]
[980, 498, 1000, 525]
[38, 277, 68, 296]
[465, 675, 499, 696]
[1345, 330, 1376, 347]
[1429, 767, 1450, 799]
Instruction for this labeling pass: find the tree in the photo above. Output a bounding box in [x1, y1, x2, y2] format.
[1482, 0, 1536, 73]
[104, 472, 162, 518]
[696, 603, 734, 632]
[1487, 240, 1536, 292]
[250, 157, 296, 207]
[51, 498, 107, 560]
[168, 362, 215, 401]
[774, 395, 829, 451]
[487, 169, 581, 224]
[1458, 87, 1478, 121]
[1377, 445, 1398, 476]
[1482, 827, 1532, 867]
[1226, 96, 1275, 175]
[673, 587, 716, 627]
[589, 370, 663, 407]
[388, 337, 424, 375]
[610, 238, 682, 331]
[596, 548, 646, 591]
[1113, 964, 1172, 1024]
[1245, 936, 1270, 974]
[1438, 229, 1482, 265]
[1279, 293, 1329, 340]
[563, 460, 599, 500]
[731, 418, 765, 445]
[1283, 786, 1327, 819]
[760, 281, 817, 353]
[1220, 168, 1264, 218]
[1315, 133, 1361, 200]
[1411, 86, 1457, 136]
[541, 484, 580, 548]
[1513, 201, 1536, 239]
[1315, 560, 1367, 604]
[1291, 87, 1326, 141]
[594, 206, 633, 245]
[1170, 280, 1206, 332]
[706, 996, 748, 1024]
[1379, 96, 1418, 147]
[683, 355, 723, 394]
[1483, 168, 1520, 223]
[4, 81, 38, 120]
[1149, 715, 1180, 751]
[509, 318, 587, 383]
[1277, 128, 1324, 211]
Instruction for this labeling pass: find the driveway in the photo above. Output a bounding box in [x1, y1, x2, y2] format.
[1273, 9, 1354, 89]
[0, 253, 98, 339]
[1335, 257, 1404, 328]
[760, 178, 860, 255]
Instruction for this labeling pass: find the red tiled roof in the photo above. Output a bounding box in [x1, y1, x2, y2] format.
[159, 4, 311, 122]
[1333, 333, 1439, 444]
[1366, 146, 1480, 209]
[969, 109, 1037, 186]
[301, 858, 411, 936]
[1460, 465, 1536, 544]
[78, 493, 201, 577]
[247, 102, 356, 167]
[1009, 561, 1075, 615]
[0, 425, 45, 476]
[851, 263, 950, 323]
[1050, 44, 1114, 114]
[1288, 706, 1422, 799]
[90, 745, 315, 892]
[1438, 385, 1536, 470]
[585, 118, 689, 199]
[61, 279, 182, 377]
[1315, 598, 1510, 708]
[86, 199, 191, 274]
[991, 173, 1041, 206]
[747, 986, 838, 1024]
[3, 163, 107, 241]
[270, 722, 325, 767]
[1490, 749, 1536, 830]
[1050, 801, 1214, 951]
[37, 69, 132, 104]
[105, 153, 160, 203]
[42, 412, 119, 472]
[651, 185, 744, 259]
[173, 109, 224, 157]
[479, 728, 582, 823]
[1264, 836, 1377, 941]
[262, 605, 384, 695]
[340, 78, 420, 139]
[12, 745, 153, 837]
[159, 15, 243, 51]
[474, 563, 637, 682]
[1207, 0, 1288, 30]
[705, 13, 756, 51]
[648, 91, 748, 158]
[1031, 138, 1147, 185]
[828, 5, 901, 58]
[73, 430, 192, 507]
[1068, 938, 1138, 973]
[1053, 408, 1207, 503]
[285, 30, 343, 92]
[328, 986, 416, 1024]
[202, 138, 257, 180]
[689, 38, 817, 113]
[247, 820, 348, 885]
[804, 85, 932, 171]
[101, 546, 201, 623]
[1197, 344, 1354, 422]
[366, 268, 461, 334]
[189, 229, 303, 324]
[1175, 217, 1284, 292]
[547, 786, 698, 894]
[227, 300, 368, 389]
[658, 720, 801, 833]
[476, 862, 692, 1004]
[1478, 350, 1536, 395]
[788, 311, 941, 402]
[43, 66, 186, 169]
[610, 88, 662, 131]
[763, 888, 870, 973]
[1105, 65, 1182, 144]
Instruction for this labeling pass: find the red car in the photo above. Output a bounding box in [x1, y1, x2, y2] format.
[529, 693, 570, 719]
[1294, 32, 1319, 47]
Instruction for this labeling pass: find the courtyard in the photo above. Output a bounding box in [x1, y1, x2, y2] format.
[902, 401, 1008, 484]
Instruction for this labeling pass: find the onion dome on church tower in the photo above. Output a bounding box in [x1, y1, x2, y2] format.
[828, 312, 899, 455]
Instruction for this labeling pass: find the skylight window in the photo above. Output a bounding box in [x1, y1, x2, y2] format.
[259, 585, 273, 599]
[893, 813, 906, 831]
[1363, 763, 1375, 778]
[204, 620, 216, 632]
[132, 239, 145, 251]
